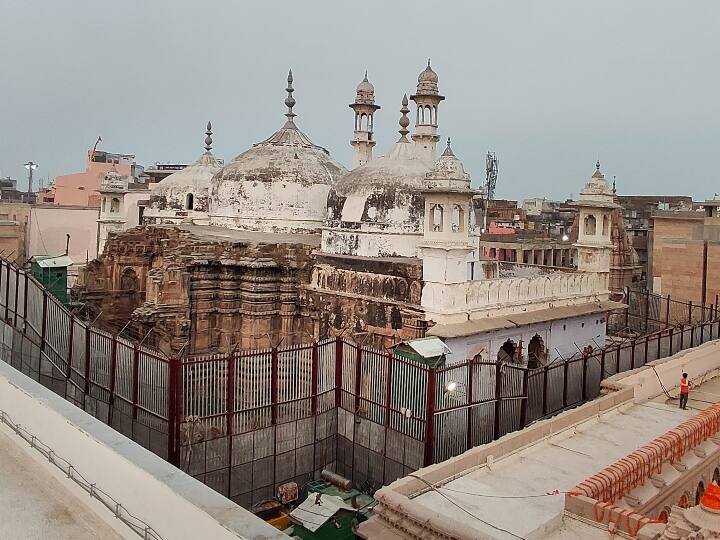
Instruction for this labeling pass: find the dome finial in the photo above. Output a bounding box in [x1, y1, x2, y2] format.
[284, 69, 297, 123]
[612, 175, 617, 195]
[596, 159, 601, 171]
[427, 58, 431, 67]
[364, 69, 368, 80]
[442, 137, 455, 157]
[204, 121, 213, 152]
[398, 94, 410, 142]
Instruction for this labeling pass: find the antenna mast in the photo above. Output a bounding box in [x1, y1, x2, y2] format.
[483, 151, 498, 232]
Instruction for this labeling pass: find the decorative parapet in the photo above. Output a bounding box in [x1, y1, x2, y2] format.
[422, 269, 608, 322]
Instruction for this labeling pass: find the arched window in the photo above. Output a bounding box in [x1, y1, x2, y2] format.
[101, 198, 106, 212]
[431, 204, 444, 232]
[425, 105, 432, 125]
[584, 214, 596, 236]
[527, 334, 547, 369]
[451, 205, 465, 232]
[110, 197, 120, 213]
[696, 481, 705, 506]
[121, 268, 138, 291]
[602, 215, 609, 236]
[497, 339, 517, 364]
[185, 193, 194, 210]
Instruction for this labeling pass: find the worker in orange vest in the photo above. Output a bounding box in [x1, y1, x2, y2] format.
[680, 372, 692, 410]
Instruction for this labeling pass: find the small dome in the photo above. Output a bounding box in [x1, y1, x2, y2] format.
[416, 60, 440, 95]
[425, 139, 471, 189]
[357, 75, 374, 95]
[353, 72, 377, 106]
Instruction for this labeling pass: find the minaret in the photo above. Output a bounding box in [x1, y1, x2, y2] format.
[204, 121, 213, 152]
[349, 72, 380, 169]
[571, 161, 619, 290]
[97, 165, 129, 255]
[410, 59, 445, 164]
[418, 138, 476, 285]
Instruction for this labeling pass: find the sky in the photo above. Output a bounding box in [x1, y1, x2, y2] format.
[0, 1, 718, 201]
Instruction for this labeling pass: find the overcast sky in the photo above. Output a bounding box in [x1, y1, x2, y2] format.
[1, 1, 718, 200]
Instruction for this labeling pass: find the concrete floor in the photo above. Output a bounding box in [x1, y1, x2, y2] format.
[0, 424, 124, 540]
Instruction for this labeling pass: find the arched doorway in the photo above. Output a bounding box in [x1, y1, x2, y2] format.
[185, 193, 194, 210]
[497, 339, 517, 364]
[696, 481, 705, 506]
[527, 334, 547, 369]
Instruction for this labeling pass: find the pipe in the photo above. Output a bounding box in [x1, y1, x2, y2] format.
[320, 469, 352, 491]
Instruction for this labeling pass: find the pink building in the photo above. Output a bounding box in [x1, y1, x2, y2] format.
[48, 150, 135, 207]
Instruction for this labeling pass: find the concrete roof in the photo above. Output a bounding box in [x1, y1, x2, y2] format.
[412, 400, 693, 539]
[427, 300, 626, 338]
[171, 224, 322, 247]
[0, 424, 125, 539]
[360, 340, 720, 540]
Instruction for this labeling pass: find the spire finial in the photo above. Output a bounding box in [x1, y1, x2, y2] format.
[596, 159, 601, 171]
[284, 69, 296, 123]
[442, 137, 455, 157]
[398, 94, 410, 142]
[364, 69, 368, 80]
[204, 121, 213, 152]
[427, 58, 431, 67]
[612, 175, 617, 195]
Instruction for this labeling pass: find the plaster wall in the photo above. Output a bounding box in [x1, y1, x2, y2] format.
[28, 205, 99, 265]
[321, 228, 422, 258]
[442, 312, 608, 364]
[0, 361, 288, 540]
[54, 161, 132, 207]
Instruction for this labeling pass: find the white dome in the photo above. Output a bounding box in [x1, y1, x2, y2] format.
[209, 121, 346, 233]
[323, 141, 432, 257]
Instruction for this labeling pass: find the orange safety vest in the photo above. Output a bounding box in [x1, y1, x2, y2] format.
[680, 378, 689, 394]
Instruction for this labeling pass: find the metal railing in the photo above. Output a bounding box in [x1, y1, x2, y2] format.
[0, 409, 163, 539]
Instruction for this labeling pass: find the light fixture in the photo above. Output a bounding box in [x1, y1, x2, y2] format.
[562, 234, 569, 242]
[444, 381, 459, 393]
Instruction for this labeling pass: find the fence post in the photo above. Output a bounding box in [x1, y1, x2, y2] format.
[167, 357, 181, 466]
[83, 328, 91, 399]
[644, 289, 650, 333]
[40, 291, 48, 350]
[701, 321, 705, 344]
[13, 267, 20, 327]
[689, 300, 694, 327]
[625, 288, 630, 328]
[354, 346, 362, 417]
[520, 367, 530, 428]
[4, 263, 10, 321]
[466, 360, 474, 451]
[630, 339, 636, 370]
[656, 332, 662, 360]
[384, 351, 393, 429]
[493, 362, 504, 439]
[690, 320, 695, 348]
[66, 314, 74, 378]
[666, 294, 671, 326]
[226, 349, 235, 498]
[542, 366, 548, 416]
[334, 337, 343, 409]
[108, 335, 118, 422]
[669, 328, 674, 355]
[562, 359, 569, 409]
[131, 346, 139, 422]
[22, 273, 28, 333]
[271, 347, 278, 425]
[600, 349, 606, 380]
[644, 335, 649, 364]
[311, 341, 319, 417]
[424, 367, 436, 466]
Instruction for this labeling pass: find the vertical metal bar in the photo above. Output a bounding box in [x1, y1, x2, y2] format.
[669, 328, 674, 355]
[354, 345, 362, 416]
[600, 350, 606, 379]
[22, 273, 28, 333]
[13, 267, 20, 327]
[689, 300, 694, 327]
[644, 289, 650, 333]
[131, 346, 139, 421]
[562, 359, 569, 409]
[311, 341, 318, 416]
[519, 366, 530, 428]
[167, 357, 180, 466]
[84, 328, 91, 398]
[630, 339, 636, 370]
[644, 335, 650, 364]
[271, 348, 278, 425]
[494, 363, 503, 438]
[383, 351, 393, 483]
[690, 318, 695, 348]
[40, 291, 47, 350]
[701, 321, 705, 344]
[3, 263, 9, 321]
[656, 332, 662, 360]
[581, 356, 588, 402]
[466, 360, 474, 451]
[616, 344, 621, 373]
[542, 366, 548, 416]
[108, 335, 118, 422]
[680, 324, 685, 350]
[334, 337, 342, 408]
[226, 350, 235, 499]
[424, 366, 436, 466]
[66, 314, 74, 378]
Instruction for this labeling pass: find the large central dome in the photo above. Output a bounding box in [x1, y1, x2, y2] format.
[209, 71, 347, 233]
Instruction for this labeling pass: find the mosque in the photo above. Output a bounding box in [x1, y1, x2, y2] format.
[82, 62, 623, 361]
